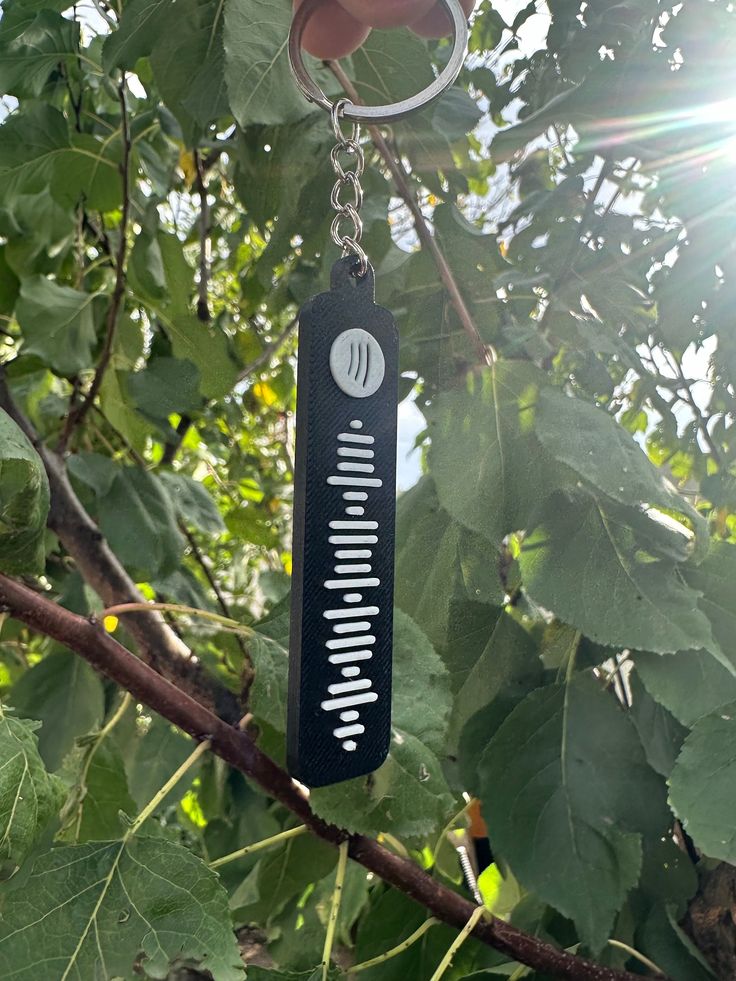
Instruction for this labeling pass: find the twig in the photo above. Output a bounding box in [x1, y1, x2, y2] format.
[352, 918, 439, 973]
[429, 906, 488, 980]
[326, 60, 494, 368]
[195, 149, 211, 323]
[102, 601, 252, 635]
[608, 940, 665, 977]
[161, 148, 211, 466]
[128, 738, 211, 835]
[60, 73, 132, 451]
[322, 841, 349, 979]
[237, 317, 298, 385]
[180, 524, 255, 682]
[210, 825, 308, 870]
[0, 573, 655, 981]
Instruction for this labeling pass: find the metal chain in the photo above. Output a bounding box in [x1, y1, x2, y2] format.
[329, 99, 368, 277]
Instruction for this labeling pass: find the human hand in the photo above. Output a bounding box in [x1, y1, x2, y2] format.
[294, 0, 476, 60]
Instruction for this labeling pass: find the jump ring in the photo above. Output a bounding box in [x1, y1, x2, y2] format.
[289, 0, 469, 126]
[330, 173, 364, 213]
[331, 210, 363, 248]
[330, 142, 364, 181]
[331, 98, 360, 145]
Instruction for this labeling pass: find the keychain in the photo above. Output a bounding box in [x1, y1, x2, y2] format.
[286, 0, 469, 788]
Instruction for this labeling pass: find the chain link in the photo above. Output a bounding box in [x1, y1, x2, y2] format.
[329, 99, 368, 277]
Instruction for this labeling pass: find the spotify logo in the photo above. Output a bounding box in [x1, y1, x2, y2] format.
[329, 329, 386, 399]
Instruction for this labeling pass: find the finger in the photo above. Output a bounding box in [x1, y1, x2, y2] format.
[335, 0, 435, 29]
[293, 0, 371, 60]
[409, 0, 475, 39]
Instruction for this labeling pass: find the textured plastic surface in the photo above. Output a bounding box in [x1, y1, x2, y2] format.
[288, 258, 398, 787]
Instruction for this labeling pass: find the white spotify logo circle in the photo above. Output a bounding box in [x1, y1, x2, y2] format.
[329, 329, 385, 399]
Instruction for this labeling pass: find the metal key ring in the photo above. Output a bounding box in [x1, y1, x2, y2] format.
[288, 0, 469, 125]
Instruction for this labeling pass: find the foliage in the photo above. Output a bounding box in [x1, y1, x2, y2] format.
[0, 0, 734, 978]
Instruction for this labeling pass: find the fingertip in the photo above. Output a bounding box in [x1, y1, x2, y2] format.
[409, 0, 475, 40]
[294, 0, 371, 60]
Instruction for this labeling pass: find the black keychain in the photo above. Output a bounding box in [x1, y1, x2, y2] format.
[287, 0, 468, 788]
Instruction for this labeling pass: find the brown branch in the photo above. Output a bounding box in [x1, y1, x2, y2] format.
[0, 374, 241, 723]
[162, 150, 210, 467]
[236, 317, 298, 385]
[0, 574, 656, 981]
[60, 73, 132, 452]
[195, 149, 211, 324]
[326, 60, 494, 368]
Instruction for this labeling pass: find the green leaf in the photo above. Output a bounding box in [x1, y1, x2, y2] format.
[10, 651, 105, 772]
[478, 674, 667, 950]
[158, 472, 225, 535]
[119, 715, 199, 813]
[519, 495, 715, 654]
[310, 728, 455, 841]
[67, 451, 118, 498]
[638, 904, 717, 981]
[97, 466, 185, 580]
[635, 649, 736, 727]
[628, 672, 688, 778]
[0, 836, 245, 980]
[246, 631, 289, 736]
[128, 356, 202, 422]
[0, 707, 64, 869]
[395, 478, 505, 654]
[535, 388, 706, 542]
[429, 364, 563, 547]
[0, 10, 79, 98]
[102, 0, 170, 69]
[0, 105, 121, 212]
[0, 408, 50, 575]
[354, 889, 491, 980]
[669, 701, 736, 864]
[160, 312, 236, 401]
[444, 603, 540, 751]
[231, 831, 336, 925]
[65, 742, 137, 843]
[0, 246, 20, 316]
[683, 542, 736, 670]
[99, 370, 151, 454]
[16, 276, 99, 377]
[392, 609, 451, 755]
[223, 0, 322, 127]
[149, 0, 230, 136]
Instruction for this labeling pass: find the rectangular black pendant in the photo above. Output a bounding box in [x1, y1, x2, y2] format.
[287, 257, 398, 788]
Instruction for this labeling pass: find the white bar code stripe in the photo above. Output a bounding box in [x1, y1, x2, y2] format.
[338, 433, 374, 444]
[329, 535, 377, 545]
[326, 635, 376, 650]
[328, 650, 373, 664]
[328, 679, 372, 695]
[338, 447, 374, 459]
[327, 477, 383, 488]
[324, 607, 379, 619]
[330, 520, 378, 530]
[325, 578, 379, 589]
[322, 691, 378, 711]
[334, 724, 366, 739]
[333, 621, 372, 634]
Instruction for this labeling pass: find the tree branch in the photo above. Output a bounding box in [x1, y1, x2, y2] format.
[0, 373, 241, 723]
[60, 73, 132, 452]
[326, 60, 494, 368]
[0, 574, 656, 981]
[236, 317, 298, 386]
